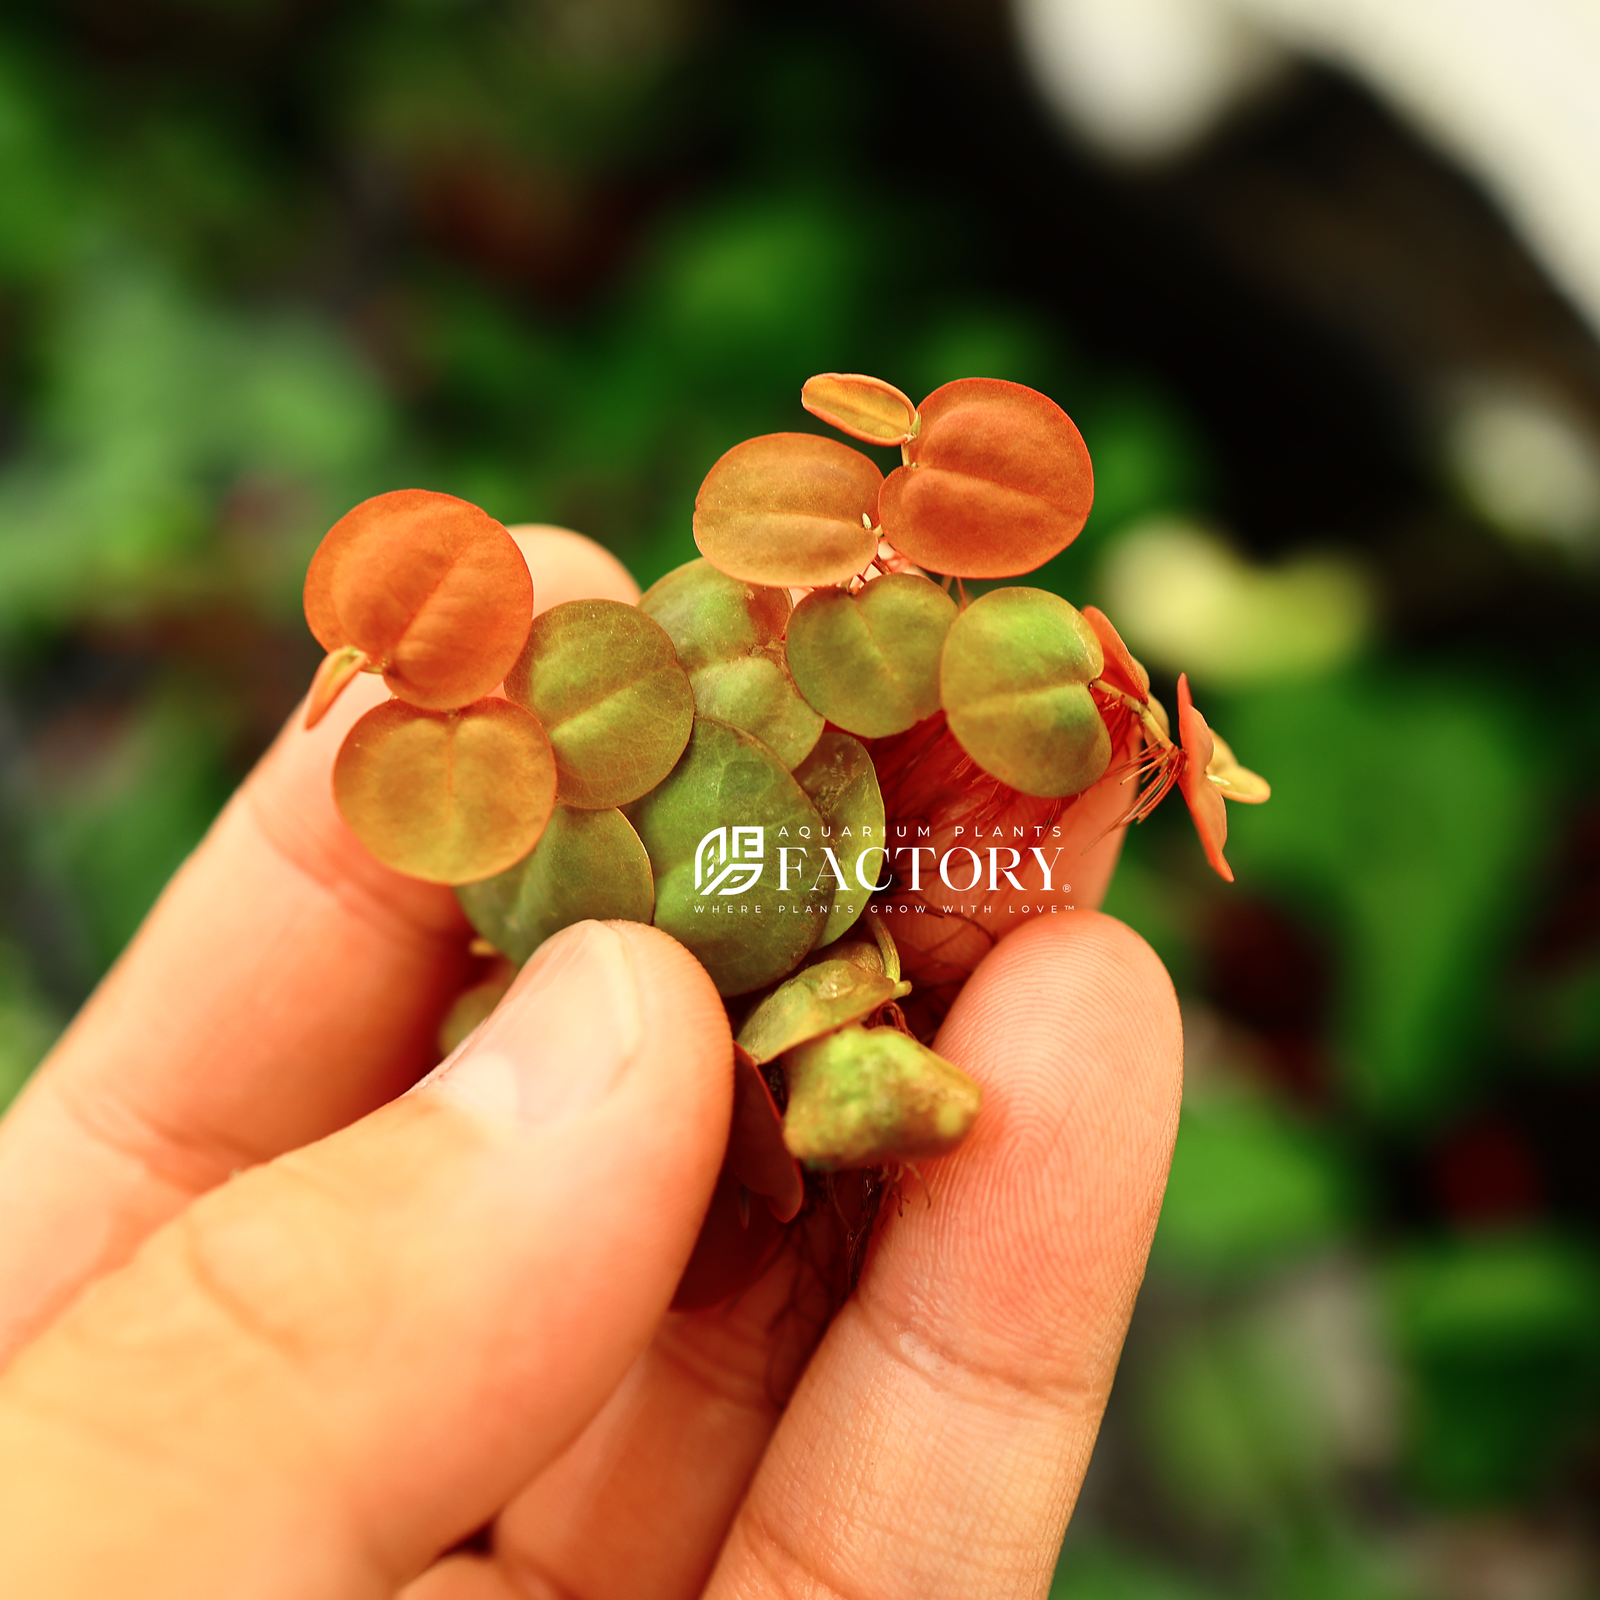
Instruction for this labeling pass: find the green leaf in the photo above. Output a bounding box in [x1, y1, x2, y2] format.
[640, 558, 822, 769]
[623, 717, 832, 995]
[939, 586, 1110, 798]
[737, 959, 909, 1065]
[791, 729, 885, 945]
[506, 598, 694, 808]
[456, 805, 654, 964]
[785, 573, 956, 737]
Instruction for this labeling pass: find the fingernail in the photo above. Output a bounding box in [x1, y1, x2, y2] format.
[426, 922, 641, 1123]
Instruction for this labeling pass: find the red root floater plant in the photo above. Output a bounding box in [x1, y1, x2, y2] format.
[300, 373, 1269, 1310]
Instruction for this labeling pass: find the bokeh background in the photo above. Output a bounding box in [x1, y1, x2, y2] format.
[2, 1, 1598, 1594]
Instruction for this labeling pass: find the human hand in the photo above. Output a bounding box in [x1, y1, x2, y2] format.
[0, 529, 1182, 1598]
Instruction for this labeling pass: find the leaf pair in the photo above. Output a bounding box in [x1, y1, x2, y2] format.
[312, 493, 695, 885]
[692, 374, 1094, 586]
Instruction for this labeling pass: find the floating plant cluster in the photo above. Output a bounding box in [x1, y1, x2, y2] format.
[301, 373, 1268, 1307]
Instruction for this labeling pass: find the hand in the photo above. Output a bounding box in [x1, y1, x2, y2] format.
[0, 529, 1182, 1599]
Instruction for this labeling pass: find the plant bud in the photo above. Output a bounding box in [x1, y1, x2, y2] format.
[782, 1023, 982, 1170]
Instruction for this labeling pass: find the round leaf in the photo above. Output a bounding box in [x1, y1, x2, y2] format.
[879, 379, 1093, 578]
[455, 804, 655, 964]
[505, 598, 694, 808]
[792, 730, 885, 945]
[785, 573, 956, 737]
[738, 959, 909, 1066]
[306, 489, 533, 710]
[801, 372, 918, 446]
[640, 559, 822, 769]
[694, 432, 882, 587]
[940, 587, 1111, 798]
[782, 1024, 982, 1171]
[624, 717, 831, 996]
[333, 697, 556, 884]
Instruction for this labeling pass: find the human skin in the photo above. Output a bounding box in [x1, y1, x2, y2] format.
[0, 529, 1183, 1599]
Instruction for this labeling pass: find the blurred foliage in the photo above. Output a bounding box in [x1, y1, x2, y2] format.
[1, 1, 1599, 1595]
[1389, 1234, 1600, 1504]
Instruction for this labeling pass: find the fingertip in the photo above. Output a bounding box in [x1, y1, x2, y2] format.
[509, 526, 641, 611]
[873, 910, 1183, 1370]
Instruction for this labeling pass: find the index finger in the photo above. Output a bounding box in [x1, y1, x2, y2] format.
[0, 526, 640, 1363]
[706, 911, 1183, 1599]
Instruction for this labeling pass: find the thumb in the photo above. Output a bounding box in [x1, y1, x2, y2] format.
[0, 921, 731, 1599]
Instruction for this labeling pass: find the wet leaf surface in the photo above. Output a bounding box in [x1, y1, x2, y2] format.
[641, 559, 821, 768]
[307, 489, 533, 710]
[801, 371, 918, 446]
[455, 804, 654, 964]
[505, 598, 693, 808]
[694, 432, 882, 587]
[879, 378, 1093, 577]
[738, 958, 910, 1065]
[624, 717, 831, 995]
[785, 572, 956, 737]
[792, 730, 885, 945]
[782, 1023, 982, 1170]
[333, 697, 556, 884]
[940, 586, 1112, 798]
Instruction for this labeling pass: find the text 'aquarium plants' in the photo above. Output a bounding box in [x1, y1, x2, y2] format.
[300, 373, 1269, 1309]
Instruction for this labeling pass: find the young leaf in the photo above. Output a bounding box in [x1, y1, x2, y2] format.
[738, 959, 909, 1066]
[801, 372, 918, 446]
[304, 644, 370, 729]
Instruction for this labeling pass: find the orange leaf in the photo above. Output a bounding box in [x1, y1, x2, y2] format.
[305, 490, 533, 712]
[304, 645, 369, 729]
[879, 378, 1093, 578]
[694, 433, 882, 587]
[333, 697, 556, 884]
[801, 372, 918, 446]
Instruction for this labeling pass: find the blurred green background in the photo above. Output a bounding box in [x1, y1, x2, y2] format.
[2, 1, 1598, 1594]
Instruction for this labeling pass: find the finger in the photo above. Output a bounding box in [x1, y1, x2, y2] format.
[424, 908, 1168, 1600]
[0, 528, 640, 1362]
[0, 920, 731, 1596]
[442, 1247, 823, 1600]
[421, 838, 1133, 1600]
[708, 911, 1183, 1599]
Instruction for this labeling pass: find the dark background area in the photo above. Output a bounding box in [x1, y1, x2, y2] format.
[2, 2, 1598, 1594]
